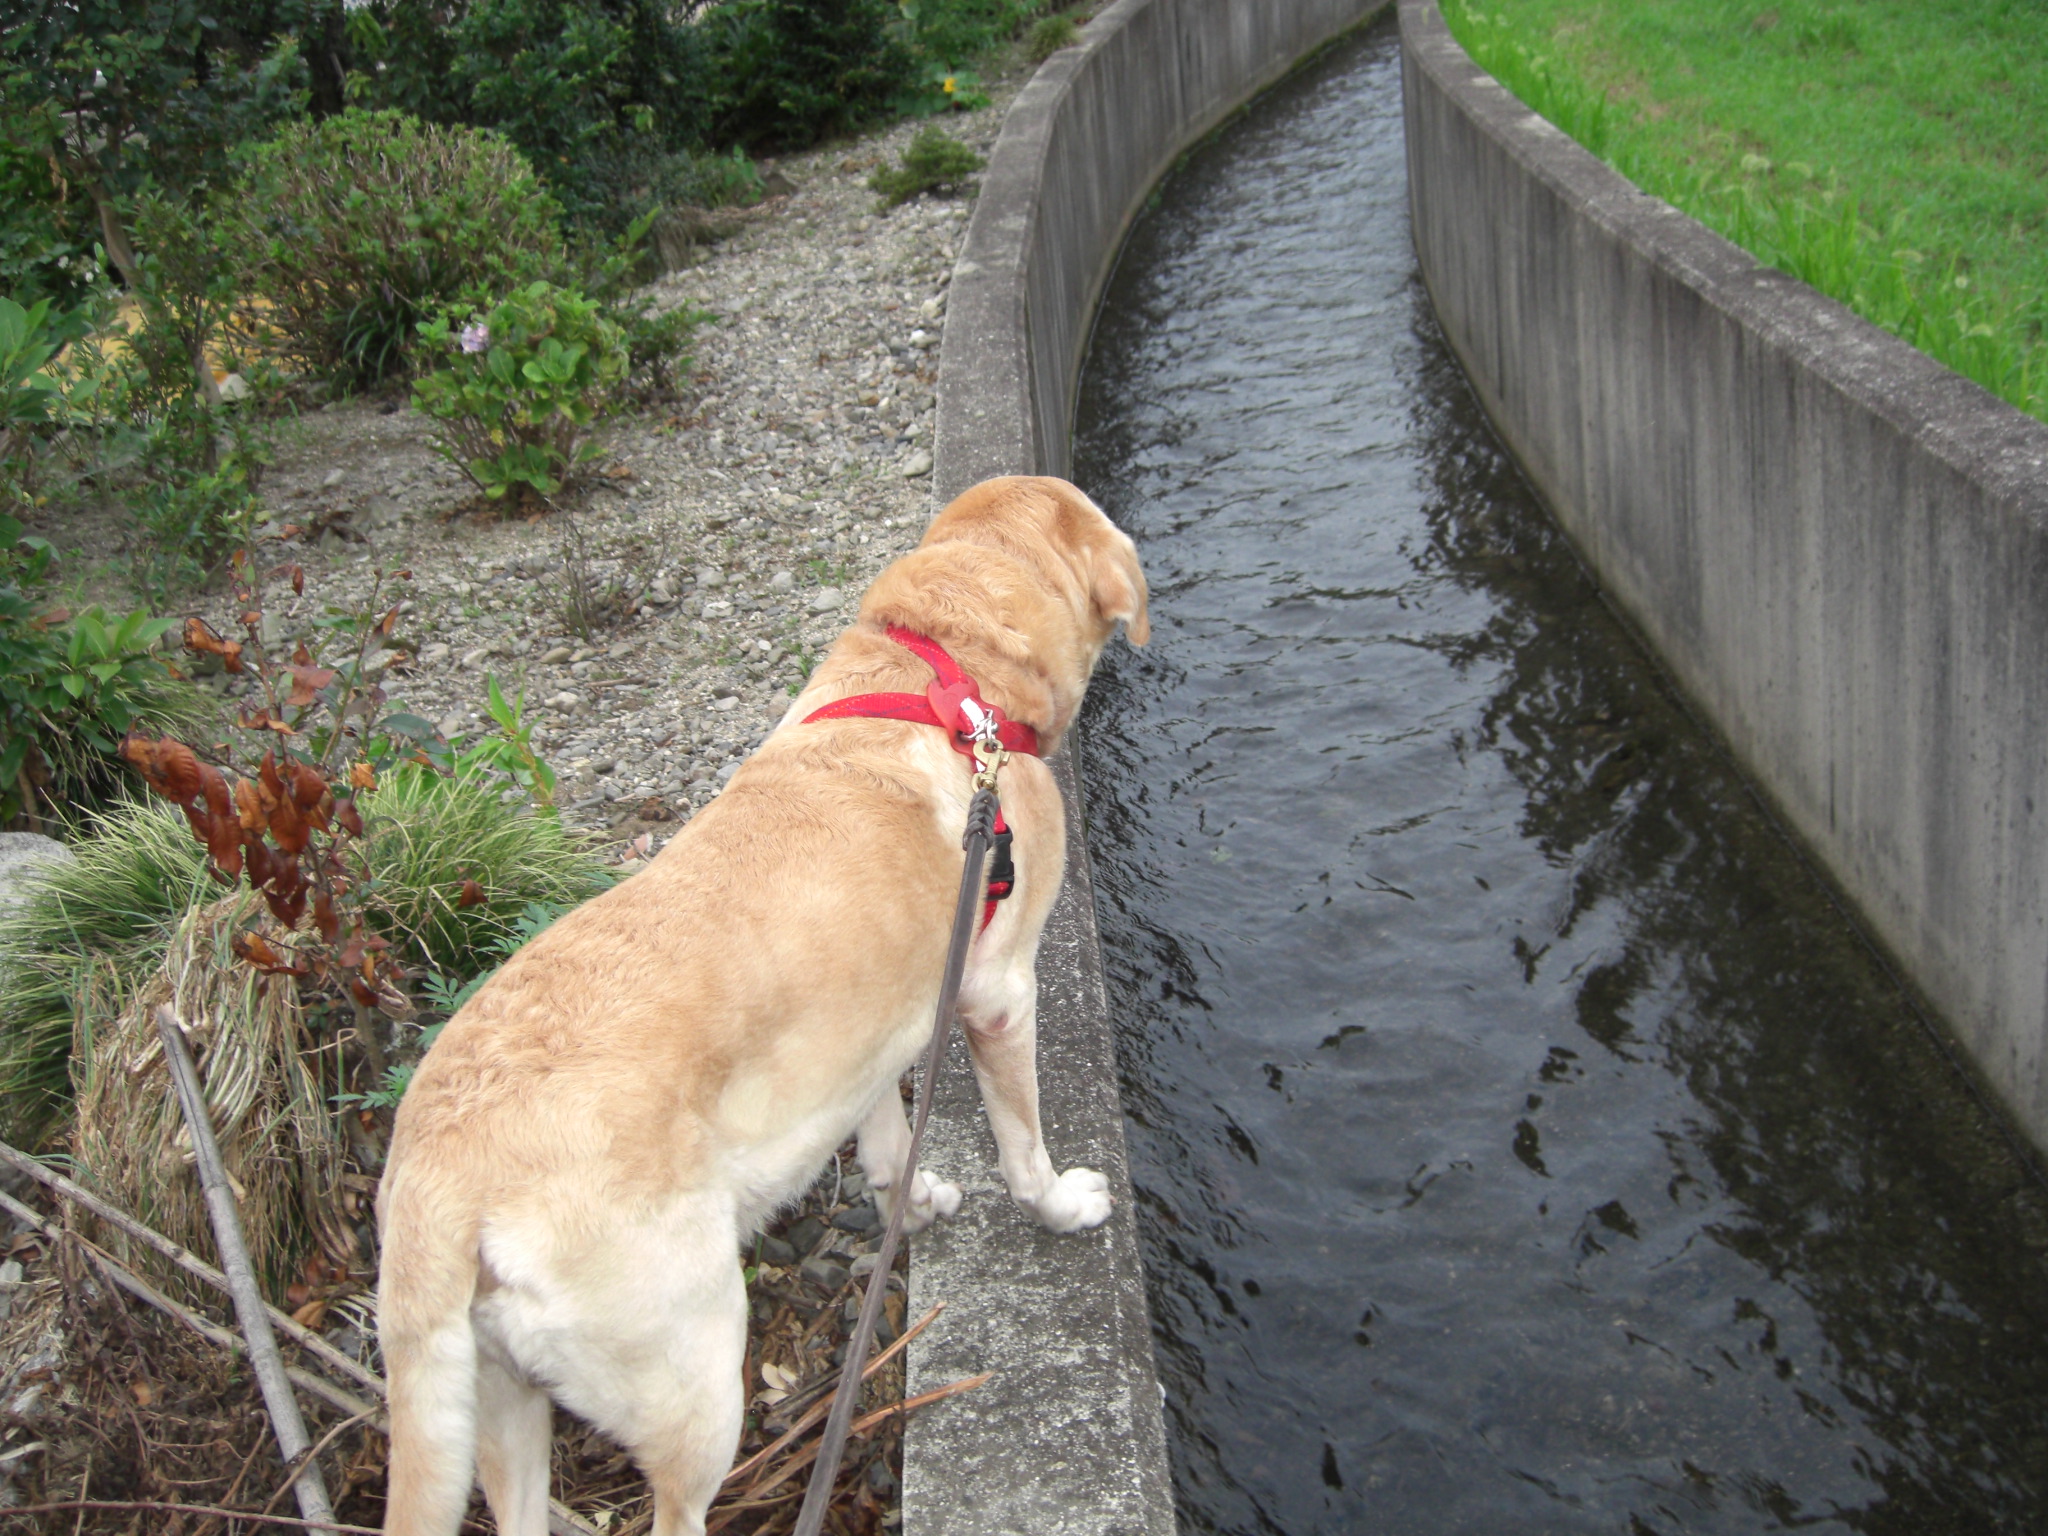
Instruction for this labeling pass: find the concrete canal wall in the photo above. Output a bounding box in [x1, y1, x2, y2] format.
[1400, 0, 2048, 1154]
[910, 0, 1390, 1531]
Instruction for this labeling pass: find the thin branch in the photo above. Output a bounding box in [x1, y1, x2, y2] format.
[0, 1186, 377, 1424]
[258, 1407, 381, 1520]
[720, 1303, 942, 1489]
[737, 1373, 992, 1505]
[156, 1005, 339, 1532]
[0, 1137, 385, 1398]
[0, 1501, 380, 1533]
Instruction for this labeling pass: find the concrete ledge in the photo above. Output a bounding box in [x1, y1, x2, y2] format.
[1400, 0, 2048, 1150]
[910, 2, 1387, 1532]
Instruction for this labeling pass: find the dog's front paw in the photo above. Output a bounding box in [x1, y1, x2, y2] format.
[881, 1172, 963, 1234]
[1024, 1167, 1112, 1234]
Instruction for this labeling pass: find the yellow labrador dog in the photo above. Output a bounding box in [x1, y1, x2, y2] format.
[377, 475, 1149, 1536]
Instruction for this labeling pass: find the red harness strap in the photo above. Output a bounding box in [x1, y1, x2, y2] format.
[804, 625, 1036, 929]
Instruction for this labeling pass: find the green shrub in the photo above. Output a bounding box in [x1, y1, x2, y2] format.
[345, 0, 714, 234]
[0, 145, 100, 309]
[1027, 14, 1081, 63]
[870, 127, 985, 208]
[360, 763, 612, 978]
[230, 109, 565, 388]
[0, 293, 89, 500]
[702, 0, 916, 149]
[0, 517, 206, 829]
[896, 0, 1033, 110]
[412, 281, 628, 502]
[0, 775, 611, 1142]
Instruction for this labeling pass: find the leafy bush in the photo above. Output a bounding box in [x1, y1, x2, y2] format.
[870, 127, 986, 207]
[345, 0, 715, 235]
[0, 0, 308, 292]
[896, 62, 992, 116]
[0, 145, 100, 308]
[231, 109, 566, 388]
[1028, 14, 1081, 63]
[0, 775, 610, 1142]
[0, 516, 205, 829]
[412, 281, 628, 502]
[701, 0, 916, 149]
[902, 0, 1041, 63]
[0, 293, 90, 499]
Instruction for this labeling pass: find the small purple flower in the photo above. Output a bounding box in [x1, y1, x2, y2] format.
[458, 322, 490, 354]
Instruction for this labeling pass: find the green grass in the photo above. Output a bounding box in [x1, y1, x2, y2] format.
[0, 780, 613, 1141]
[1438, 0, 2048, 420]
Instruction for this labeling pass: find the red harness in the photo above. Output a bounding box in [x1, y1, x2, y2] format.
[804, 625, 1036, 929]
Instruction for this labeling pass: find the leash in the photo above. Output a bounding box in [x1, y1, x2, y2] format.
[790, 741, 1010, 1536]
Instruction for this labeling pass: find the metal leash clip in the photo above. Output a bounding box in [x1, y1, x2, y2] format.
[972, 735, 1006, 791]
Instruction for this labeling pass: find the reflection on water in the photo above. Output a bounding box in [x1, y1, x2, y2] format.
[1072, 16, 2048, 1535]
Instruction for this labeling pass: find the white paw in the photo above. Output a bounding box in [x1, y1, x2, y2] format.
[883, 1173, 964, 1234]
[1025, 1167, 1113, 1234]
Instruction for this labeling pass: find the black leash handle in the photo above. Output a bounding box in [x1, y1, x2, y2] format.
[791, 787, 1001, 1536]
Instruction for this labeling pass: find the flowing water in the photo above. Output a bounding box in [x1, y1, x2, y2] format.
[1070, 17, 2048, 1534]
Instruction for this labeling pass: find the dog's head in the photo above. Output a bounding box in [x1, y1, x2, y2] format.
[856, 476, 1148, 746]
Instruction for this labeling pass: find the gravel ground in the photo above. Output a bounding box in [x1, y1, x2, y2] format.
[175, 91, 1018, 851]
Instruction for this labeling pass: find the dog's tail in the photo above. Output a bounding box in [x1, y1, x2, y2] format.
[377, 1159, 483, 1536]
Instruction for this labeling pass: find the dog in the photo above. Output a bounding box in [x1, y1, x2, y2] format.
[377, 475, 1149, 1536]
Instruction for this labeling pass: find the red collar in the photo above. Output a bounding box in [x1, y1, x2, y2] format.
[802, 626, 1041, 758]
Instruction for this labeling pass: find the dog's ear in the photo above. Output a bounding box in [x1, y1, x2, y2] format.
[1091, 531, 1150, 646]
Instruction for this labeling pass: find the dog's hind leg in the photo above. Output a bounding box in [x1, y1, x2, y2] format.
[538, 1203, 750, 1536]
[858, 1089, 961, 1232]
[473, 1345, 552, 1536]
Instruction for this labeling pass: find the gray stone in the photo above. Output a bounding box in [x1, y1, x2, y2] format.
[898, 449, 934, 479]
[808, 587, 844, 613]
[769, 570, 796, 590]
[0, 833, 74, 910]
[541, 645, 573, 664]
[419, 643, 451, 666]
[800, 1258, 851, 1294]
[320, 467, 346, 490]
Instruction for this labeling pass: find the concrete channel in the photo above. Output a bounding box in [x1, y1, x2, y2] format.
[1401, 0, 2048, 1155]
[908, 1, 1389, 1530]
[910, 0, 2048, 1526]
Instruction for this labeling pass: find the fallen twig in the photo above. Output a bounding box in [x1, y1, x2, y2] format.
[741, 1373, 992, 1502]
[0, 1186, 376, 1421]
[703, 1373, 991, 1534]
[0, 1500, 381, 1533]
[720, 1303, 943, 1490]
[259, 1407, 382, 1520]
[0, 1134, 383, 1398]
[156, 1004, 339, 1531]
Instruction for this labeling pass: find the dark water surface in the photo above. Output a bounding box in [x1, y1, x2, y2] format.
[1071, 18, 2048, 1535]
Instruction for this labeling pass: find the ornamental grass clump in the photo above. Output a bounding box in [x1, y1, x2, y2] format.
[412, 281, 629, 502]
[1027, 14, 1081, 63]
[869, 127, 985, 208]
[0, 781, 611, 1147]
